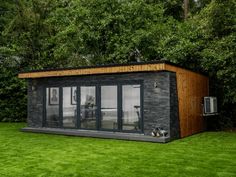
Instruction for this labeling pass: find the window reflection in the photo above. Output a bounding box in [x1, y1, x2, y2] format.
[46, 87, 60, 127]
[101, 86, 118, 130]
[45, 84, 142, 132]
[80, 86, 96, 129]
[62, 87, 76, 128]
[122, 85, 141, 131]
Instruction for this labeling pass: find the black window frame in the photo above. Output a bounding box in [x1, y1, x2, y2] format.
[99, 84, 119, 132]
[61, 86, 77, 129]
[78, 84, 99, 131]
[120, 82, 143, 133]
[43, 80, 144, 133]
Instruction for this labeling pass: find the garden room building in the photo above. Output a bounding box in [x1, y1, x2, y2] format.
[18, 61, 209, 143]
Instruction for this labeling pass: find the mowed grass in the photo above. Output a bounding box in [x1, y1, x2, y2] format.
[0, 123, 236, 177]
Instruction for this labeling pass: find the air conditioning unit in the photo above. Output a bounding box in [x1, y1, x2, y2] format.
[203, 97, 218, 115]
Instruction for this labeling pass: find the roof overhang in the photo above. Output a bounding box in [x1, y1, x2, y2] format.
[18, 61, 206, 79]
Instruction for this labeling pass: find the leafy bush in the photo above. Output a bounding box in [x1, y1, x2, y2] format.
[0, 59, 27, 122]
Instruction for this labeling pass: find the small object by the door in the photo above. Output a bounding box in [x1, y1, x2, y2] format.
[152, 127, 168, 137]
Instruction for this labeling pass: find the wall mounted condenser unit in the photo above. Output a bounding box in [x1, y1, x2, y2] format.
[203, 97, 218, 115]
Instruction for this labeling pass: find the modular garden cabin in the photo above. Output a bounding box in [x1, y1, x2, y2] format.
[18, 61, 209, 143]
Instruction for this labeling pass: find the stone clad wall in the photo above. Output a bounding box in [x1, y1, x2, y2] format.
[27, 71, 180, 139]
[27, 79, 44, 127]
[169, 73, 180, 139]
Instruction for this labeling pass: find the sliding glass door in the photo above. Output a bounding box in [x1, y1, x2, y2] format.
[122, 85, 141, 131]
[45, 87, 60, 127]
[44, 83, 142, 132]
[80, 86, 97, 129]
[62, 87, 77, 128]
[100, 86, 118, 130]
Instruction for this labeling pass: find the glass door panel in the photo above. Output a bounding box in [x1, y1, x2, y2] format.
[80, 86, 96, 129]
[122, 85, 141, 131]
[62, 87, 77, 128]
[101, 86, 118, 130]
[45, 87, 60, 127]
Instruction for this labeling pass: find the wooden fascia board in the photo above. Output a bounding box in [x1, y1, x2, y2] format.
[18, 63, 166, 79]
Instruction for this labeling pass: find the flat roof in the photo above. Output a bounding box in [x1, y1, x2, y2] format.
[18, 60, 207, 79]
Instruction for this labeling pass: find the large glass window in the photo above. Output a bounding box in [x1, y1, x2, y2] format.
[46, 87, 60, 127]
[101, 86, 118, 130]
[122, 85, 141, 131]
[44, 83, 142, 132]
[80, 86, 96, 129]
[62, 87, 77, 128]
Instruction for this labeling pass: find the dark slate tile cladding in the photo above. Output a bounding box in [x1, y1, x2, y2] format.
[169, 72, 180, 139]
[28, 79, 44, 127]
[27, 71, 180, 140]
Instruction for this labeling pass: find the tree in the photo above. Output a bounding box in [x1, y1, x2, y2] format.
[198, 0, 236, 105]
[74, 0, 171, 64]
[0, 58, 27, 122]
[184, 0, 189, 19]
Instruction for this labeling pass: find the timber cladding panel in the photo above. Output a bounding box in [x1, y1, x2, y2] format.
[19, 62, 209, 138]
[165, 65, 209, 138]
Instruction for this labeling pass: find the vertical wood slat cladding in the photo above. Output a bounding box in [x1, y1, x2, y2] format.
[18, 62, 209, 138]
[165, 64, 209, 138]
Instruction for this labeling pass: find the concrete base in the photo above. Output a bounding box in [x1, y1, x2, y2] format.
[21, 127, 170, 143]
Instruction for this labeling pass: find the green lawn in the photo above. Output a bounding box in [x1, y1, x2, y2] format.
[0, 123, 236, 177]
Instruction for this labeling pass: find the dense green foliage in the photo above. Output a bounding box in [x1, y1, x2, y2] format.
[0, 0, 27, 122]
[0, 123, 236, 176]
[0, 59, 27, 122]
[0, 0, 235, 126]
